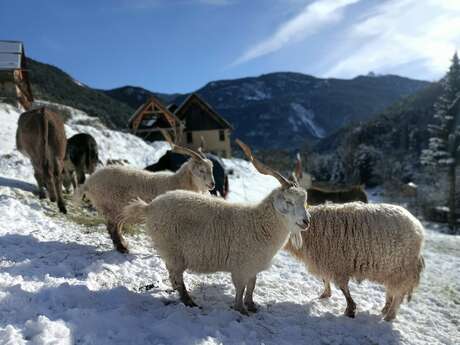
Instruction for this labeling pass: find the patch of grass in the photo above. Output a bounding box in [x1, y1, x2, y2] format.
[67, 212, 106, 228]
[22, 191, 145, 235]
[63, 195, 144, 234]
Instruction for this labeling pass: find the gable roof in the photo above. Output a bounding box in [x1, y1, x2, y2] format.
[175, 93, 233, 130]
[0, 40, 33, 109]
[0, 41, 24, 70]
[128, 95, 182, 130]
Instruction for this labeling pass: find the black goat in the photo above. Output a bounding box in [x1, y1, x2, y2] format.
[63, 133, 99, 192]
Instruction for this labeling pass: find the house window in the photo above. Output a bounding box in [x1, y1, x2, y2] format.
[187, 132, 193, 144]
[219, 130, 225, 141]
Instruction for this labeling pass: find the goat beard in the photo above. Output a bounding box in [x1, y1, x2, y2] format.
[290, 232, 303, 250]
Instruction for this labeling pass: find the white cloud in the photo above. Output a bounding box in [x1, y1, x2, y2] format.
[325, 0, 460, 79]
[232, 0, 360, 65]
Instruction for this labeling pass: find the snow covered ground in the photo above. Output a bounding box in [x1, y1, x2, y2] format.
[0, 102, 459, 345]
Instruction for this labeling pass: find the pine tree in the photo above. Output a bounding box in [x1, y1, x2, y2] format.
[421, 53, 460, 233]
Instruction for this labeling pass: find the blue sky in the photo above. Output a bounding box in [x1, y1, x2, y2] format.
[2, 0, 460, 93]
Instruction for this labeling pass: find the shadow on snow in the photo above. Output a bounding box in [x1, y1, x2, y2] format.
[0, 175, 37, 194]
[0, 234, 136, 280]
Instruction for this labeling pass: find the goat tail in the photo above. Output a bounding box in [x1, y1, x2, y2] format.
[119, 197, 149, 227]
[407, 255, 425, 303]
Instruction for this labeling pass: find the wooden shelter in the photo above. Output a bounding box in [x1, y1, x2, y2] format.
[129, 93, 233, 157]
[0, 41, 33, 110]
[128, 95, 184, 142]
[175, 93, 233, 157]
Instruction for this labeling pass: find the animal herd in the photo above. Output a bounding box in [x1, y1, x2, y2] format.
[15, 106, 425, 322]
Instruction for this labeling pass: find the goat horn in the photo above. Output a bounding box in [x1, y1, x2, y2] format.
[160, 129, 204, 161]
[236, 139, 293, 188]
[197, 147, 207, 160]
[160, 128, 175, 146]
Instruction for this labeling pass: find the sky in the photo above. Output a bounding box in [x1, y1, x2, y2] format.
[1, 0, 460, 93]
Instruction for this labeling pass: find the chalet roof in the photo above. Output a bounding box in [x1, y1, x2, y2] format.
[128, 95, 182, 130]
[0, 41, 23, 70]
[175, 93, 233, 130]
[167, 103, 178, 113]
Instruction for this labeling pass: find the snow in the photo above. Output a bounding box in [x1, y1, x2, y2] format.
[242, 83, 271, 101]
[290, 103, 326, 138]
[71, 78, 86, 88]
[1, 102, 460, 344]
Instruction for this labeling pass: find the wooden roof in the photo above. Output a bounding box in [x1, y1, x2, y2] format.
[0, 41, 23, 70]
[0, 40, 33, 109]
[175, 93, 233, 130]
[128, 95, 182, 130]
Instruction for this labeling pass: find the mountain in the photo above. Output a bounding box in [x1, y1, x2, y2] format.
[27, 58, 135, 128]
[310, 81, 444, 185]
[25, 58, 430, 150]
[317, 82, 442, 155]
[104, 72, 430, 149]
[102, 86, 180, 110]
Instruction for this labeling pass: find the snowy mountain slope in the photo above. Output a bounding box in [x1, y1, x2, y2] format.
[105, 72, 430, 150]
[289, 103, 326, 138]
[0, 103, 459, 344]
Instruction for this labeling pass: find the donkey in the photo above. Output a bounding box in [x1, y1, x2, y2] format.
[289, 154, 368, 205]
[16, 107, 67, 213]
[307, 184, 368, 205]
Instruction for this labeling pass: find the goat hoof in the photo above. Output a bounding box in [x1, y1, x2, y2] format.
[58, 204, 67, 214]
[183, 299, 198, 308]
[239, 309, 250, 316]
[115, 244, 129, 254]
[345, 308, 356, 318]
[235, 306, 249, 316]
[245, 302, 258, 313]
[384, 313, 396, 322]
[319, 292, 331, 299]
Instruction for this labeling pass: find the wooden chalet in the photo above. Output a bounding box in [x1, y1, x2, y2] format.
[175, 93, 233, 157]
[0, 41, 33, 110]
[128, 95, 183, 143]
[129, 93, 233, 158]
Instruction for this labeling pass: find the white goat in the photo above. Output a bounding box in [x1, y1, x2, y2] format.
[284, 201, 425, 321]
[120, 140, 311, 315]
[74, 131, 215, 253]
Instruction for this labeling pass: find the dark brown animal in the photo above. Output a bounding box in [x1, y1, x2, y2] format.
[16, 107, 67, 213]
[289, 154, 368, 205]
[307, 184, 368, 205]
[63, 133, 99, 192]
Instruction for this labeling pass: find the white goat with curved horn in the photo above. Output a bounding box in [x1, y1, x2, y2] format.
[120, 139, 311, 314]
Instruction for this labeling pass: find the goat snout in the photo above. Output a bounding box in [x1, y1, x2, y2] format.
[299, 214, 311, 230]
